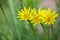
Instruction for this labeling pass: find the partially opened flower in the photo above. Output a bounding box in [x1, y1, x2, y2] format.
[17, 7, 32, 20]
[41, 8, 58, 24]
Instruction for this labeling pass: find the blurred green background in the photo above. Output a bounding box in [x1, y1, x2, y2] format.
[0, 0, 60, 40]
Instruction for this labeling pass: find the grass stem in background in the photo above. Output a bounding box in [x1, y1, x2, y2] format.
[0, 4, 7, 22]
[20, 0, 24, 9]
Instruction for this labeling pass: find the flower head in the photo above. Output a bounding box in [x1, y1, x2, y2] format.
[31, 8, 42, 25]
[41, 8, 58, 24]
[17, 7, 32, 20]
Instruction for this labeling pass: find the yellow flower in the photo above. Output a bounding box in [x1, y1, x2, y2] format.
[31, 8, 42, 25]
[41, 8, 58, 24]
[17, 7, 58, 25]
[17, 7, 32, 20]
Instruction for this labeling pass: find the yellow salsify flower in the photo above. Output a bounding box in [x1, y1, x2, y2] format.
[41, 8, 58, 24]
[31, 8, 42, 25]
[17, 7, 32, 20]
[17, 7, 58, 25]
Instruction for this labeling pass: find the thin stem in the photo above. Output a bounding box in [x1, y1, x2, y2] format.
[48, 26, 50, 40]
[19, 0, 24, 40]
[20, 0, 24, 9]
[51, 24, 55, 40]
[28, 20, 36, 40]
[0, 4, 7, 22]
[40, 23, 45, 32]
[0, 4, 9, 40]
[41, 23, 49, 40]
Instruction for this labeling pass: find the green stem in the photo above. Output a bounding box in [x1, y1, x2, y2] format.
[28, 20, 36, 40]
[41, 23, 49, 40]
[51, 24, 55, 40]
[40, 23, 45, 32]
[20, 0, 24, 9]
[0, 4, 7, 22]
[0, 4, 9, 40]
[48, 26, 50, 40]
[19, 0, 24, 40]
